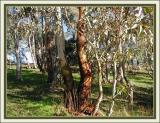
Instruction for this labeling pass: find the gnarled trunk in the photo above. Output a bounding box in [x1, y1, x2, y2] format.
[56, 7, 77, 112]
[77, 7, 93, 114]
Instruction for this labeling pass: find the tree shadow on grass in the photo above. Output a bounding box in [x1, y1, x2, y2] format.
[7, 81, 63, 104]
[127, 73, 153, 84]
[90, 81, 153, 107]
[7, 69, 63, 107]
[7, 69, 47, 84]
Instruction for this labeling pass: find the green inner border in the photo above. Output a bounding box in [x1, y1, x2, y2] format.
[4, 4, 156, 119]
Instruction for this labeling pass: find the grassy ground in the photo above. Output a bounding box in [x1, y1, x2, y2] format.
[6, 67, 154, 117]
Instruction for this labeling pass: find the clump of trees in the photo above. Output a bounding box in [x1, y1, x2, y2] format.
[7, 6, 154, 116]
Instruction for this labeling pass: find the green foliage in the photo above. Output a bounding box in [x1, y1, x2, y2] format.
[143, 7, 153, 14]
[116, 83, 128, 97]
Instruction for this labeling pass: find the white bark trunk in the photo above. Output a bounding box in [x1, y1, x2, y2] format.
[56, 7, 66, 66]
[108, 61, 117, 117]
[92, 53, 103, 116]
[28, 33, 37, 69]
[119, 7, 125, 83]
[32, 33, 37, 68]
[88, 40, 103, 115]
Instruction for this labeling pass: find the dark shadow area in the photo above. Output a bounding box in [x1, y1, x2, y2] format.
[7, 68, 63, 105]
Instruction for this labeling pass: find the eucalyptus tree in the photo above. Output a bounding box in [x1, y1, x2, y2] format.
[82, 6, 153, 116]
[6, 5, 154, 116]
[54, 7, 78, 112]
[76, 7, 94, 114]
[27, 6, 59, 83]
[7, 7, 26, 81]
[83, 7, 111, 115]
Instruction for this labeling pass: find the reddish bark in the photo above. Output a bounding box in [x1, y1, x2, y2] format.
[77, 7, 93, 114]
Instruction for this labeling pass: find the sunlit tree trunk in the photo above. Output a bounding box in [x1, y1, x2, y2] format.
[118, 7, 125, 83]
[77, 7, 93, 114]
[31, 33, 37, 69]
[108, 61, 117, 117]
[92, 53, 103, 116]
[28, 33, 37, 69]
[119, 41, 125, 83]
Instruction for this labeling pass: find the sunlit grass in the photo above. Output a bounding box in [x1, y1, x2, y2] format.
[127, 73, 153, 88]
[6, 68, 153, 117]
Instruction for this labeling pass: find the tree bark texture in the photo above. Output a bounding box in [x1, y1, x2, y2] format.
[56, 7, 77, 112]
[31, 33, 38, 69]
[77, 7, 93, 114]
[44, 23, 57, 83]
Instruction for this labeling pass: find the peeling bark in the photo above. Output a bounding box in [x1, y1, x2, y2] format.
[77, 7, 93, 114]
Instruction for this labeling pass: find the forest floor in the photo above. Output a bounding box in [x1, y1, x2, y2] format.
[6, 67, 154, 117]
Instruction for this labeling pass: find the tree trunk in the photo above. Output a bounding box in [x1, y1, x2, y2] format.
[124, 76, 133, 106]
[15, 48, 21, 80]
[21, 51, 30, 69]
[105, 64, 109, 83]
[14, 30, 22, 81]
[108, 61, 117, 117]
[47, 47, 57, 84]
[34, 31, 43, 72]
[118, 7, 125, 84]
[44, 23, 57, 84]
[77, 7, 93, 114]
[122, 62, 133, 106]
[92, 53, 103, 116]
[119, 61, 125, 83]
[32, 33, 38, 69]
[56, 7, 77, 112]
[28, 33, 37, 69]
